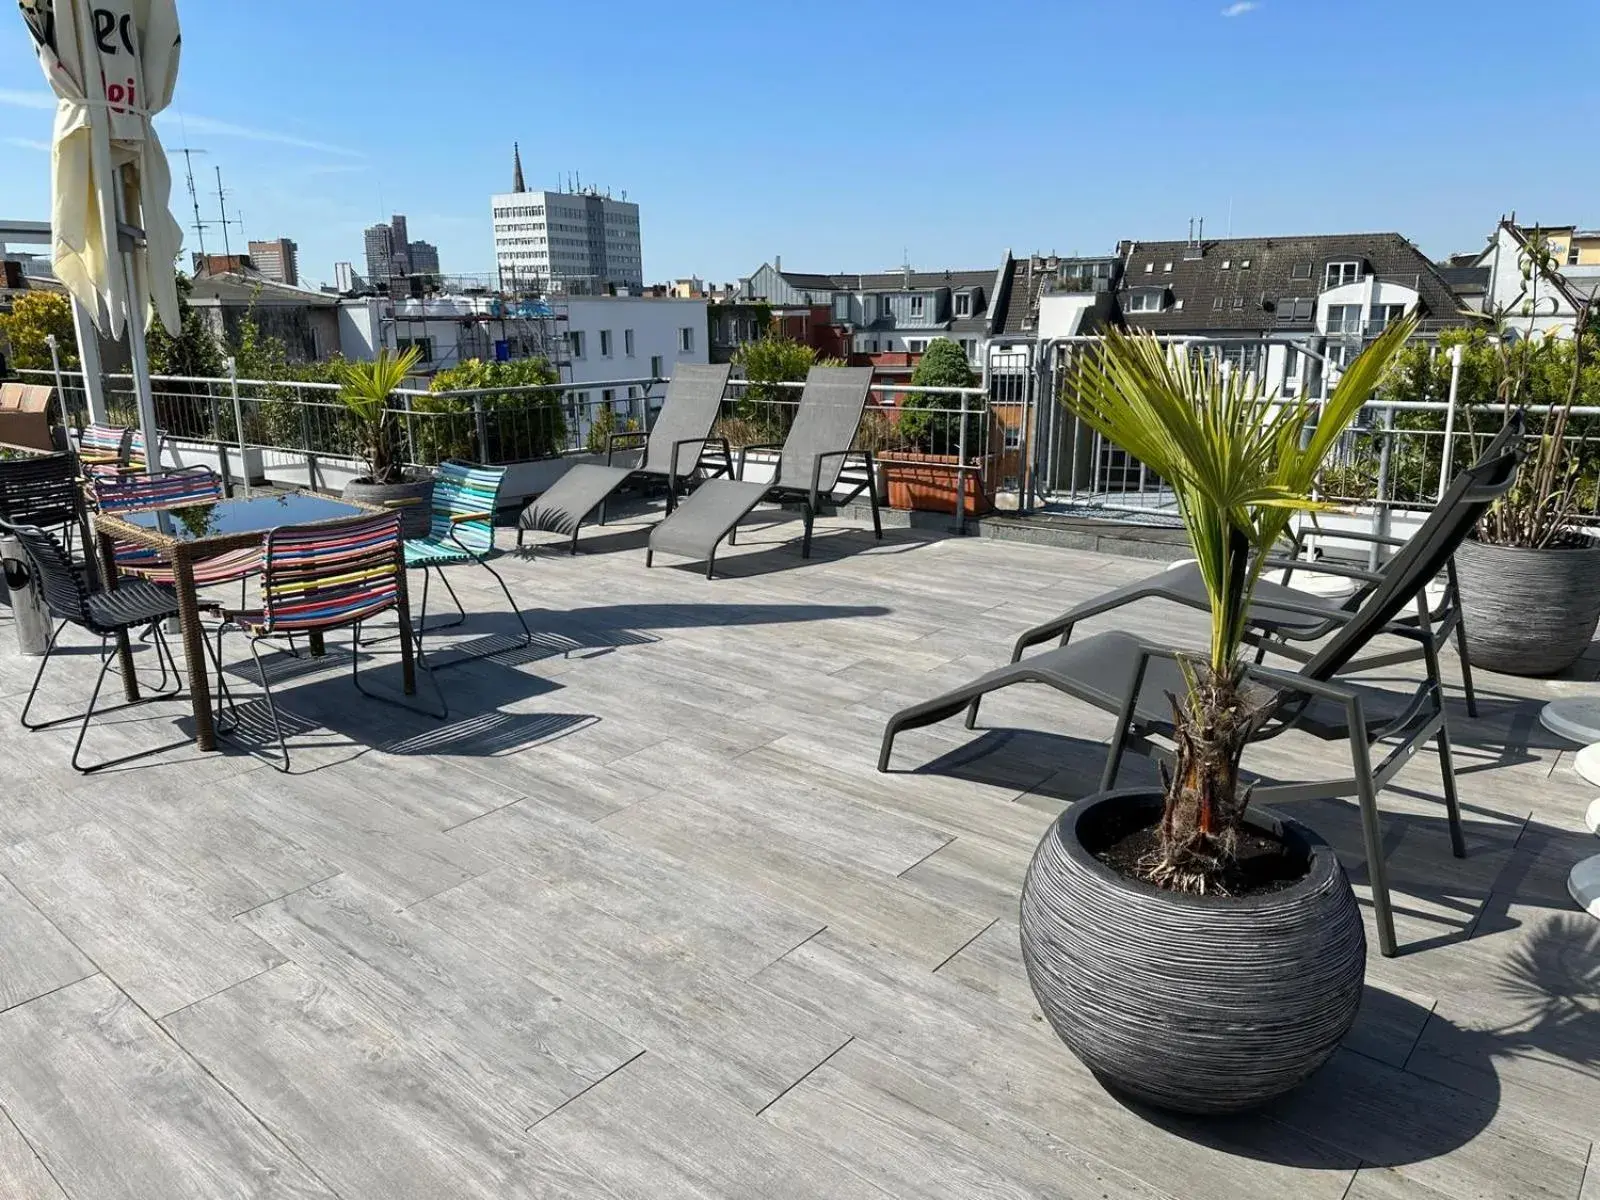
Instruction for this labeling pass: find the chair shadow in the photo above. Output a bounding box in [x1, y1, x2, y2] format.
[663, 524, 937, 580]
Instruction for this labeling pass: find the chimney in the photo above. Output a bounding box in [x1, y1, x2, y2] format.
[774, 254, 781, 273]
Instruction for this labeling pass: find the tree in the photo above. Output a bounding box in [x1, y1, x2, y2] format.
[899, 337, 977, 452]
[334, 346, 423, 483]
[146, 273, 225, 378]
[0, 290, 78, 371]
[732, 335, 841, 438]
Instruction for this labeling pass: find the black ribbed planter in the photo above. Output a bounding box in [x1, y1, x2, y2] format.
[1020, 790, 1365, 1115]
[1455, 537, 1600, 676]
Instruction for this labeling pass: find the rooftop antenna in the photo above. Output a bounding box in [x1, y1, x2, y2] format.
[213, 166, 243, 259]
[174, 145, 211, 257]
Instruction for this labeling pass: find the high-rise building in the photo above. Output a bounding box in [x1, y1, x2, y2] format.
[248, 238, 299, 286]
[389, 214, 410, 277]
[408, 240, 440, 277]
[363, 222, 394, 282]
[491, 145, 643, 292]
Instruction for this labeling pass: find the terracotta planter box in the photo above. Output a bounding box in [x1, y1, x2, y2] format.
[883, 453, 992, 516]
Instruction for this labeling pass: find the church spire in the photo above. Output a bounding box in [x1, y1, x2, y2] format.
[512, 141, 526, 193]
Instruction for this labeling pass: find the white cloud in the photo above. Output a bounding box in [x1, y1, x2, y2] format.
[3, 136, 50, 151]
[162, 113, 365, 159]
[0, 89, 364, 158]
[0, 87, 54, 110]
[1221, 1, 1258, 14]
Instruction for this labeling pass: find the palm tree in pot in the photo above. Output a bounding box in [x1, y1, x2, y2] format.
[337, 346, 434, 537]
[1020, 314, 1417, 1114]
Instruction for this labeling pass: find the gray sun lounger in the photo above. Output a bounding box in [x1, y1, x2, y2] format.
[645, 365, 881, 578]
[876, 435, 1522, 958]
[516, 362, 734, 552]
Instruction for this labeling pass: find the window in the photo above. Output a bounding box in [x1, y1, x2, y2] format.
[1282, 346, 1300, 396]
[1126, 290, 1164, 313]
[961, 338, 977, 359]
[602, 388, 615, 405]
[1291, 262, 1313, 280]
[1144, 263, 1154, 274]
[870, 340, 879, 352]
[910, 295, 924, 316]
[678, 326, 694, 352]
[1240, 259, 1252, 269]
[1370, 304, 1405, 331]
[954, 292, 971, 317]
[1003, 426, 1022, 451]
[1325, 304, 1362, 333]
[1231, 296, 1245, 310]
[1162, 262, 1173, 273]
[649, 354, 663, 378]
[569, 330, 585, 359]
[907, 339, 928, 353]
[833, 293, 851, 320]
[1221, 260, 1231, 270]
[1212, 296, 1224, 310]
[1570, 243, 1582, 266]
[599, 329, 613, 357]
[397, 336, 433, 364]
[1324, 260, 1361, 289]
[624, 328, 635, 356]
[881, 294, 894, 317]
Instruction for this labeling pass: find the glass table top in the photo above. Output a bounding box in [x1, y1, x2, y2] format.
[109, 491, 370, 542]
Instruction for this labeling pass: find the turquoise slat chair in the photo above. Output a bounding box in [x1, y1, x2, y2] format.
[402, 461, 533, 659]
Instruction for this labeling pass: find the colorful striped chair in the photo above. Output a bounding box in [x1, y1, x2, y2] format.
[89, 468, 260, 590]
[76, 423, 133, 471]
[402, 461, 532, 658]
[211, 511, 443, 770]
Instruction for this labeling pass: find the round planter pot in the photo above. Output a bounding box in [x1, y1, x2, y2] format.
[1020, 790, 1366, 1115]
[343, 473, 435, 540]
[1456, 537, 1600, 676]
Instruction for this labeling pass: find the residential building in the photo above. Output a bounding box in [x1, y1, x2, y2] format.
[187, 273, 341, 362]
[1471, 218, 1598, 338]
[1113, 230, 1468, 395]
[247, 238, 299, 286]
[191, 252, 253, 277]
[491, 146, 644, 293]
[736, 256, 1011, 371]
[557, 295, 708, 442]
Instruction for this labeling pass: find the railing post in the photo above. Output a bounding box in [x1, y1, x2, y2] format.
[402, 393, 417, 466]
[1437, 343, 1463, 502]
[472, 393, 490, 463]
[44, 334, 67, 423]
[955, 391, 969, 537]
[1371, 407, 1395, 571]
[299, 387, 318, 491]
[227, 357, 248, 495]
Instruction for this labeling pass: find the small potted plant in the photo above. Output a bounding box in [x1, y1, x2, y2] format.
[884, 338, 992, 516]
[336, 346, 434, 537]
[1019, 315, 1417, 1114]
[1454, 254, 1600, 675]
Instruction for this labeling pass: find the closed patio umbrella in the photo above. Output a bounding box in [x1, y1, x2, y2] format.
[19, 0, 184, 453]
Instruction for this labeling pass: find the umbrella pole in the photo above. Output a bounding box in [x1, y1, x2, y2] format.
[70, 298, 111, 424]
[114, 168, 161, 467]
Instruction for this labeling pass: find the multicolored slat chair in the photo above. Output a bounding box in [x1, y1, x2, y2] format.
[75, 423, 133, 474]
[89, 468, 260, 588]
[211, 511, 443, 770]
[401, 461, 532, 659]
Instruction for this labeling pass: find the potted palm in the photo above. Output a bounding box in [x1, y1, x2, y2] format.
[1019, 314, 1417, 1114]
[1455, 286, 1600, 675]
[336, 346, 434, 538]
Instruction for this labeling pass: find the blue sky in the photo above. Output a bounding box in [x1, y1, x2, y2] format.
[3, 0, 1599, 289]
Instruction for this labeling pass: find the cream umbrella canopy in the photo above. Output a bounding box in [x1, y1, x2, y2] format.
[19, 0, 184, 449]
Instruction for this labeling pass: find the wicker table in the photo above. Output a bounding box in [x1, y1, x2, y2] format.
[92, 491, 416, 751]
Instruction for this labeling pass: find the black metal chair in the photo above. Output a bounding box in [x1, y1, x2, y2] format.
[0, 517, 197, 773]
[0, 452, 94, 569]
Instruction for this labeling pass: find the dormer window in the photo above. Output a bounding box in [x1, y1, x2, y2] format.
[910, 294, 924, 316]
[1126, 289, 1166, 313]
[954, 291, 971, 317]
[1325, 260, 1361, 289]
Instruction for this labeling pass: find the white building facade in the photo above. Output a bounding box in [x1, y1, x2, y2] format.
[557, 296, 708, 440]
[491, 189, 643, 293]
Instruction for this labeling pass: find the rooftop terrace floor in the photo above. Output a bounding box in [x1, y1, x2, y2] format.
[0, 509, 1597, 1199]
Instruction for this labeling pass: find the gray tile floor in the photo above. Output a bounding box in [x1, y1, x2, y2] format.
[1, 506, 1597, 1198]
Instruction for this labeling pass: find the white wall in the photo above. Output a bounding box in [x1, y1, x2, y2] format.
[1479, 224, 1581, 339]
[559, 296, 708, 441]
[336, 299, 383, 361]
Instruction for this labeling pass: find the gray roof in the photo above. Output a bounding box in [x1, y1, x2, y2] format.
[1116, 232, 1468, 331]
[189, 273, 336, 307]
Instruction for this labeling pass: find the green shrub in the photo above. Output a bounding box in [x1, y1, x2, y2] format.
[899, 338, 978, 453]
